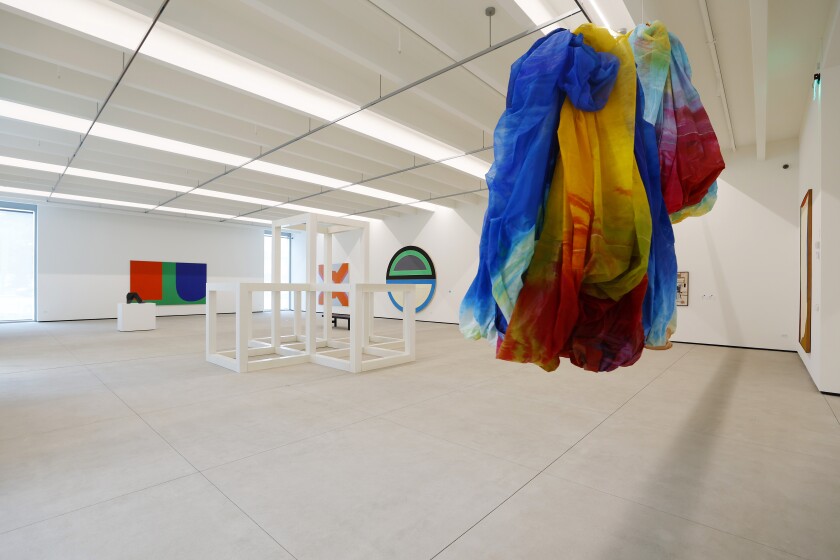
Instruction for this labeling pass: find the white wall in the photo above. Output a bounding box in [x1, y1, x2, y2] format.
[284, 145, 801, 354]
[671, 139, 800, 351]
[37, 204, 264, 321]
[798, 63, 840, 393]
[798, 85, 823, 387]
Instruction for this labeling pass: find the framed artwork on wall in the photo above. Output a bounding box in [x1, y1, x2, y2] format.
[676, 271, 689, 306]
[800, 190, 813, 352]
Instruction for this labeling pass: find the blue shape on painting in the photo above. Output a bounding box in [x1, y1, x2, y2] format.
[175, 262, 207, 302]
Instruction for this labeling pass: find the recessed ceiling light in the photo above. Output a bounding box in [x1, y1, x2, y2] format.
[2, 0, 489, 179]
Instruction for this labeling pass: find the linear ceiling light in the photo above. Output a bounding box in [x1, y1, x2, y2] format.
[0, 155, 65, 174]
[1, 0, 490, 180]
[0, 154, 192, 192]
[154, 206, 234, 219]
[51, 192, 154, 208]
[242, 161, 350, 189]
[281, 203, 344, 217]
[0, 185, 51, 197]
[0, 99, 89, 133]
[232, 216, 271, 224]
[192, 188, 281, 206]
[342, 184, 418, 205]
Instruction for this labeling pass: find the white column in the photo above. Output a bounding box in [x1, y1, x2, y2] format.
[236, 284, 251, 373]
[206, 287, 217, 358]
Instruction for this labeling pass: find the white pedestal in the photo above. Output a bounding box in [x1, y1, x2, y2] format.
[117, 303, 156, 331]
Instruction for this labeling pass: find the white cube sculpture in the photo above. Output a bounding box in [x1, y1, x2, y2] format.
[205, 213, 419, 373]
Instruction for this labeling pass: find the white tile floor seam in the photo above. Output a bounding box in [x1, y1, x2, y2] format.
[78, 363, 301, 559]
[1, 315, 836, 560]
[427, 349, 691, 558]
[0, 472, 197, 538]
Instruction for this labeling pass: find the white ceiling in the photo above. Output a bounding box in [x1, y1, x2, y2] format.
[630, 0, 834, 154]
[0, 0, 586, 223]
[0, 0, 832, 224]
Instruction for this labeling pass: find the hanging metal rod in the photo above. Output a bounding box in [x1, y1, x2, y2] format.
[49, 0, 171, 197]
[146, 8, 582, 213]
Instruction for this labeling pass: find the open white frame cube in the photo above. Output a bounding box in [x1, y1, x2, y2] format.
[205, 281, 416, 373]
[272, 213, 371, 345]
[205, 212, 420, 374]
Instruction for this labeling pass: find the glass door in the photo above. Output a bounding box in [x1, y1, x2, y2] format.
[0, 203, 36, 321]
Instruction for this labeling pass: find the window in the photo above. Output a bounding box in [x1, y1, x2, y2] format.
[264, 232, 291, 310]
[0, 202, 36, 322]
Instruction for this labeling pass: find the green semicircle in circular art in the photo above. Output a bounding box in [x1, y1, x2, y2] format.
[387, 247, 435, 279]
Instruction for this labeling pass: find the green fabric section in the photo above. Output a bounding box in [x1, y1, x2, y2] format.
[389, 250, 432, 276]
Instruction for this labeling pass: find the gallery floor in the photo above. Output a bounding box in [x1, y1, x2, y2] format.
[0, 313, 838, 559]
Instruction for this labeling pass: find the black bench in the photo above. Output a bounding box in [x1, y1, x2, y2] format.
[331, 313, 350, 329]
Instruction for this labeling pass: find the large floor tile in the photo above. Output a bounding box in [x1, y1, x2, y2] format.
[205, 418, 535, 560]
[826, 394, 840, 423]
[436, 473, 796, 560]
[0, 474, 290, 559]
[143, 386, 371, 470]
[0, 366, 133, 440]
[0, 416, 195, 533]
[384, 386, 606, 469]
[294, 368, 461, 415]
[89, 353, 343, 413]
[0, 344, 82, 374]
[475, 360, 667, 413]
[546, 421, 840, 560]
[610, 368, 840, 459]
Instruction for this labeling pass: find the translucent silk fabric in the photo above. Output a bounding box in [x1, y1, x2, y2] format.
[461, 22, 723, 372]
[459, 29, 619, 343]
[629, 22, 724, 220]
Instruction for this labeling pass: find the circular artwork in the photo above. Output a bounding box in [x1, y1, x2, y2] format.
[386, 246, 436, 312]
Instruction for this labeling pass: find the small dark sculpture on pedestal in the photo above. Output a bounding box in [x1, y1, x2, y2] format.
[126, 292, 144, 304]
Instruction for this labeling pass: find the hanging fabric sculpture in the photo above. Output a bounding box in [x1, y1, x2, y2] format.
[460, 21, 724, 372]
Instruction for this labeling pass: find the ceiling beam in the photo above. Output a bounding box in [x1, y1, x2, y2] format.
[749, 0, 768, 160]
